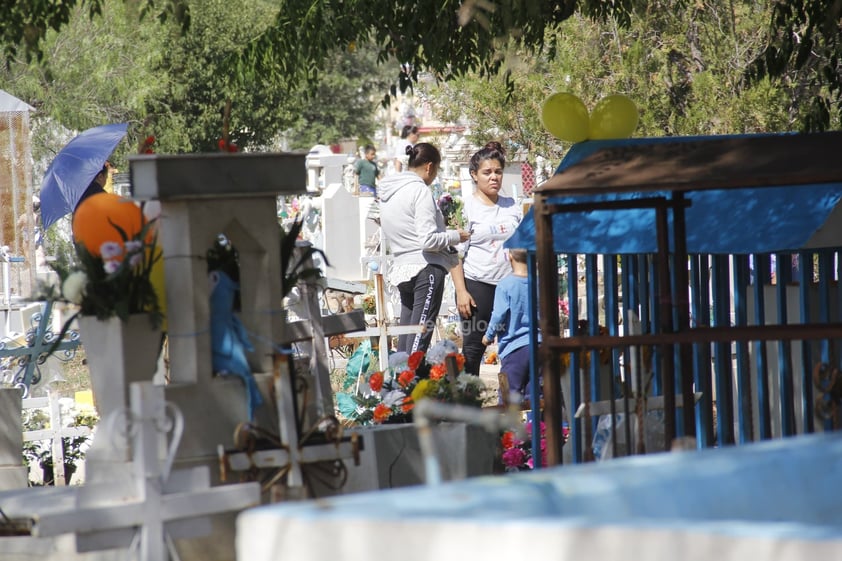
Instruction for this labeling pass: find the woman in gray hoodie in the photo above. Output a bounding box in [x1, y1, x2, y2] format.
[379, 143, 471, 353]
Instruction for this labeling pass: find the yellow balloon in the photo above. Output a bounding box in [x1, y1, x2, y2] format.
[149, 245, 168, 332]
[589, 94, 639, 139]
[541, 93, 590, 143]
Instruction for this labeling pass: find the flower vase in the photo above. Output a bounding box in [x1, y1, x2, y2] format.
[78, 314, 163, 420]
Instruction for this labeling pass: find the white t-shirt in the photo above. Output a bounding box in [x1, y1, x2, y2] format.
[460, 194, 522, 284]
[393, 139, 412, 169]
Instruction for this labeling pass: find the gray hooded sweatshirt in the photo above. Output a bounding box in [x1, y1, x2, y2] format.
[378, 171, 460, 276]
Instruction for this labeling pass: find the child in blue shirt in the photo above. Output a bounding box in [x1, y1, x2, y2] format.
[482, 248, 536, 401]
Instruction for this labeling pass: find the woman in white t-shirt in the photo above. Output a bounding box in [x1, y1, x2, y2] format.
[393, 125, 419, 172]
[451, 141, 523, 376]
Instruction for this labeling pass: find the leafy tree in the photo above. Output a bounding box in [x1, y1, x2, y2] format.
[3, 0, 840, 137]
[1, 0, 189, 63]
[748, 0, 842, 131]
[282, 43, 396, 150]
[2, 0, 394, 158]
[1, 1, 179, 164]
[156, 0, 292, 152]
[426, 1, 795, 166]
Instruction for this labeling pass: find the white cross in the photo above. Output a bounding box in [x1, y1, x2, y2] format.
[347, 231, 421, 371]
[22, 390, 92, 487]
[21, 382, 259, 560]
[218, 353, 361, 500]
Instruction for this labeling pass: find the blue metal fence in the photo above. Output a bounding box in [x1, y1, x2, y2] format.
[559, 250, 841, 464]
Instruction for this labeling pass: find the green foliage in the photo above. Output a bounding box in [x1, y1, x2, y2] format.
[1, 1, 184, 164]
[424, 1, 794, 166]
[239, 1, 594, 104]
[1, 0, 391, 157]
[1, 0, 188, 63]
[22, 407, 98, 476]
[747, 0, 842, 131]
[281, 43, 395, 149]
[2, 0, 839, 154]
[157, 0, 294, 151]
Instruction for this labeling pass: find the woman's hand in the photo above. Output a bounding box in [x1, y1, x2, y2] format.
[456, 228, 471, 243]
[456, 288, 475, 318]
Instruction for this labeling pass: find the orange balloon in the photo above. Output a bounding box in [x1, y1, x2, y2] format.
[72, 193, 147, 256]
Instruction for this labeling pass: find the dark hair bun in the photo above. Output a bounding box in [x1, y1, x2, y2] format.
[485, 141, 505, 155]
[405, 145, 413, 156]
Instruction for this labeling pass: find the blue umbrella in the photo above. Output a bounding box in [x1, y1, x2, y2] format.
[39, 122, 128, 230]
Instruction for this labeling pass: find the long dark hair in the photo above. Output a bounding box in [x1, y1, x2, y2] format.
[401, 125, 419, 139]
[469, 141, 506, 175]
[407, 142, 441, 169]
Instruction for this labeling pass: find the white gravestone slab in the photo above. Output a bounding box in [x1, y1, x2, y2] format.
[0, 388, 27, 489]
[320, 183, 364, 281]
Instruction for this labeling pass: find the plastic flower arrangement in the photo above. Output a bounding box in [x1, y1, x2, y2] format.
[342, 340, 487, 426]
[34, 209, 163, 349]
[500, 420, 569, 471]
[437, 193, 464, 229]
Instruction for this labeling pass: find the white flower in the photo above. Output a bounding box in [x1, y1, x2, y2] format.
[124, 240, 142, 253]
[388, 351, 410, 369]
[426, 340, 459, 364]
[99, 241, 123, 260]
[62, 271, 88, 304]
[128, 253, 142, 268]
[456, 373, 485, 391]
[382, 389, 406, 407]
[103, 259, 121, 274]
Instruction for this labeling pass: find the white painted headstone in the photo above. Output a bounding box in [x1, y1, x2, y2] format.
[320, 183, 364, 281]
[0, 388, 27, 489]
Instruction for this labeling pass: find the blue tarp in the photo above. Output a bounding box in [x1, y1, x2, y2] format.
[505, 135, 842, 255]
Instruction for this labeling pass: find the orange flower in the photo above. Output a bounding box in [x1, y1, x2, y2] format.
[501, 431, 517, 450]
[373, 403, 392, 423]
[429, 363, 447, 381]
[401, 396, 414, 413]
[452, 353, 466, 371]
[397, 369, 415, 388]
[408, 351, 425, 371]
[369, 371, 384, 392]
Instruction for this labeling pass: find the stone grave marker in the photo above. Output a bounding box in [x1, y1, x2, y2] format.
[0, 388, 27, 489]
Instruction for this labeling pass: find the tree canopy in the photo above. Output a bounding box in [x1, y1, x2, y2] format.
[3, 0, 841, 138]
[427, 2, 795, 165]
[1, 0, 395, 160]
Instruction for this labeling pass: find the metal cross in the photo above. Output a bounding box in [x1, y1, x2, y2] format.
[0, 301, 80, 396]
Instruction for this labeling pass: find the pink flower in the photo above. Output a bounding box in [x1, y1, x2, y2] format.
[558, 298, 569, 317]
[501, 447, 527, 469]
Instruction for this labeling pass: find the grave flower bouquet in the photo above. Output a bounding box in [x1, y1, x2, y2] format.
[339, 340, 487, 426]
[500, 420, 569, 471]
[34, 206, 163, 354]
[437, 193, 464, 230]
